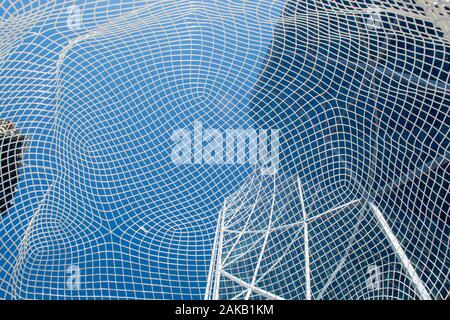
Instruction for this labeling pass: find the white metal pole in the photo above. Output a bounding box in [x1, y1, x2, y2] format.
[244, 177, 278, 300]
[297, 176, 311, 300]
[368, 202, 432, 300]
[205, 204, 223, 300]
[212, 201, 226, 300]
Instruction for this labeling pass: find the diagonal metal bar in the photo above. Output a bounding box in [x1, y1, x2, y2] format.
[221, 270, 285, 300]
[205, 203, 223, 300]
[368, 202, 432, 300]
[212, 201, 227, 300]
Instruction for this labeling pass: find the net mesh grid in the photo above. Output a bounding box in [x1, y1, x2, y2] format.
[0, 0, 448, 300]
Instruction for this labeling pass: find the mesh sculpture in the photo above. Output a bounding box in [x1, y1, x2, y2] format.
[0, 0, 448, 300]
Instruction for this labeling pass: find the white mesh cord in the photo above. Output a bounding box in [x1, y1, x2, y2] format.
[0, 0, 449, 300]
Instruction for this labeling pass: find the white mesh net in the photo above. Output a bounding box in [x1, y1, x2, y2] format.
[0, 0, 448, 300]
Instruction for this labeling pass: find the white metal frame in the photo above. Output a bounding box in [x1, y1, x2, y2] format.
[297, 176, 311, 300]
[368, 202, 432, 300]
